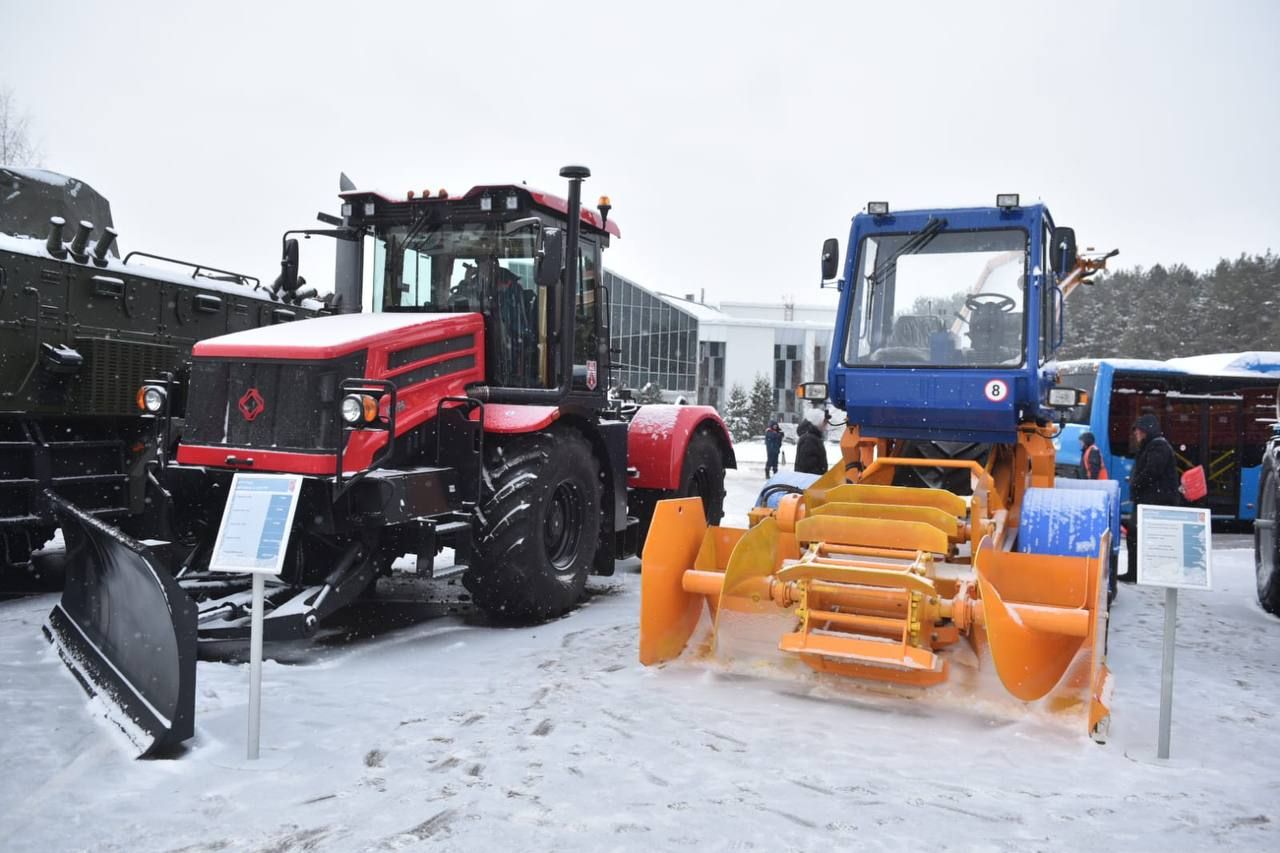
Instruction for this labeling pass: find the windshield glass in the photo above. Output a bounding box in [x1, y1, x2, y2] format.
[844, 227, 1028, 367]
[372, 221, 543, 387]
[372, 221, 538, 313]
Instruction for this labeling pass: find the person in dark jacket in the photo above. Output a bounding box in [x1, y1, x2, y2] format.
[1079, 432, 1108, 480]
[794, 413, 829, 475]
[764, 421, 783, 477]
[1123, 413, 1181, 582]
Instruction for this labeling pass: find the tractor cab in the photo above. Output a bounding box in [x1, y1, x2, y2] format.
[334, 176, 619, 401]
[819, 198, 1083, 444]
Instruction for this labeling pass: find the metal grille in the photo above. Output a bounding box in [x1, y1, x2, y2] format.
[185, 354, 367, 454]
[76, 337, 178, 415]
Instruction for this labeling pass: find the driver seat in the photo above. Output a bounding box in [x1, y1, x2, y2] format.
[888, 314, 944, 348]
[869, 314, 945, 363]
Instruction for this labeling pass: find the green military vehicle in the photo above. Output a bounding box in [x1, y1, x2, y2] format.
[0, 166, 327, 577]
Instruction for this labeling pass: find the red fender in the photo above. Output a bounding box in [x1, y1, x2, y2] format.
[628, 405, 735, 490]
[476, 404, 561, 434]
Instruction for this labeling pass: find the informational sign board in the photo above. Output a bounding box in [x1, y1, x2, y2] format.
[1136, 505, 1212, 590]
[208, 473, 304, 575]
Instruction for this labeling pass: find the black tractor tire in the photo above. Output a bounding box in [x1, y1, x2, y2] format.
[1109, 546, 1120, 606]
[1255, 460, 1280, 615]
[675, 429, 727, 527]
[465, 428, 601, 622]
[891, 440, 990, 494]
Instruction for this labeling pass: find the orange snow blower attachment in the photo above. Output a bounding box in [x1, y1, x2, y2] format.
[640, 496, 1112, 739]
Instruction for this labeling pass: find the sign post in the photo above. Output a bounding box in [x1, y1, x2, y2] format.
[207, 473, 304, 761]
[247, 573, 265, 760]
[1136, 504, 1212, 761]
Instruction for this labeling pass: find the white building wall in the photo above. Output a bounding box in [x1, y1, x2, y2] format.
[718, 324, 777, 397]
[719, 300, 841, 324]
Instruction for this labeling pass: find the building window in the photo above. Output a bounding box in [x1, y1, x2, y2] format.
[698, 340, 725, 409]
[773, 343, 804, 422]
[606, 270, 698, 399]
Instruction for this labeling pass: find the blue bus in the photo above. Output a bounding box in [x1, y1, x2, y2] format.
[1053, 353, 1280, 522]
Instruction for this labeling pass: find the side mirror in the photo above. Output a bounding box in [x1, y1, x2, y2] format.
[1050, 227, 1077, 275]
[1047, 387, 1086, 408]
[821, 237, 840, 281]
[536, 227, 564, 288]
[273, 238, 300, 293]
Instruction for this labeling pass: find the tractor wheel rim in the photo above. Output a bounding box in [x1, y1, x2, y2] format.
[544, 481, 583, 571]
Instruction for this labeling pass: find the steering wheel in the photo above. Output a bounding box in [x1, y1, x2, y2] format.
[964, 293, 1017, 313]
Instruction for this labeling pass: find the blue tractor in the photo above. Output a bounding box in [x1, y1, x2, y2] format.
[640, 196, 1122, 740]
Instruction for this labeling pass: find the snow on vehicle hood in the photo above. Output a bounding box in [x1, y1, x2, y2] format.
[193, 311, 482, 360]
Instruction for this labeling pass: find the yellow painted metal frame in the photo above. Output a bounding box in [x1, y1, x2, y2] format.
[640, 251, 1118, 737]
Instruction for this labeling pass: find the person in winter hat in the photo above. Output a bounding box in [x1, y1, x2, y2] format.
[794, 409, 829, 475]
[1079, 432, 1107, 480]
[1123, 412, 1180, 582]
[764, 420, 784, 477]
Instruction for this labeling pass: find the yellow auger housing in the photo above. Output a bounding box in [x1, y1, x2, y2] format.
[641, 425, 1114, 741]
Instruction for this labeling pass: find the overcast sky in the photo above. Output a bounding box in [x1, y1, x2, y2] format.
[2, 0, 1276, 304]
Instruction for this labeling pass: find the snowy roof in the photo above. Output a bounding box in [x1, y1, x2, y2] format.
[653, 292, 836, 330]
[654, 292, 731, 322]
[1058, 352, 1280, 378]
[0, 165, 81, 188]
[0, 231, 325, 309]
[1165, 351, 1280, 377]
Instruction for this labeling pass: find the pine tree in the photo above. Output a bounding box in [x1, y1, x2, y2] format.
[1060, 253, 1279, 361]
[723, 384, 752, 442]
[748, 374, 775, 437]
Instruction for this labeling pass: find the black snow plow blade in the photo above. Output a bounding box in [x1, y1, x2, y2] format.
[42, 491, 196, 758]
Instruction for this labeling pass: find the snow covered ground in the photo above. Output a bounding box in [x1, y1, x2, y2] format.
[1, 459, 1279, 852]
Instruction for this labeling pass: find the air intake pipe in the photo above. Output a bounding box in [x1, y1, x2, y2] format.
[469, 164, 589, 406]
[332, 172, 363, 313]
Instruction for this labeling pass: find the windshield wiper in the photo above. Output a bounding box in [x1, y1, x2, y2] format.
[401, 215, 436, 250]
[866, 217, 948, 292]
[857, 217, 948, 342]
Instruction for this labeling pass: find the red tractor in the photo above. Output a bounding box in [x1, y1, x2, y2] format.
[45, 165, 734, 755]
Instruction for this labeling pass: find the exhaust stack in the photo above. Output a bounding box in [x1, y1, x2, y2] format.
[69, 220, 94, 261]
[93, 227, 119, 265]
[46, 216, 67, 258]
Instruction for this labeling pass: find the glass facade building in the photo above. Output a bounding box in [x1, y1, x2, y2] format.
[604, 269, 835, 417]
[606, 270, 698, 397]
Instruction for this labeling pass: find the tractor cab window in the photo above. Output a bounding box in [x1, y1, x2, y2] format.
[844, 227, 1027, 368]
[1040, 220, 1058, 364]
[573, 242, 601, 389]
[371, 222, 544, 388]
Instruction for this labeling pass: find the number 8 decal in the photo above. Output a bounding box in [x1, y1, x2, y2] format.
[984, 379, 1008, 402]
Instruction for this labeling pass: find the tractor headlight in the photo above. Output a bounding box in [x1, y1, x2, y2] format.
[341, 393, 378, 425]
[136, 384, 167, 413]
[797, 382, 829, 401]
[341, 394, 363, 425]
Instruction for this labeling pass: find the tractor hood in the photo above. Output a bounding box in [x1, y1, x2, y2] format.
[193, 311, 481, 361]
[179, 311, 485, 473]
